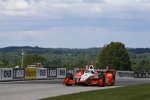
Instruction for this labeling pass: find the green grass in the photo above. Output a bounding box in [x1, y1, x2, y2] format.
[41, 84, 150, 100]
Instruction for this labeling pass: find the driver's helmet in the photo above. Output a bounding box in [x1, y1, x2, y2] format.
[88, 65, 94, 73]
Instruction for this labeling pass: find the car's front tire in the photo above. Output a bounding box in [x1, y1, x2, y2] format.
[65, 73, 73, 86]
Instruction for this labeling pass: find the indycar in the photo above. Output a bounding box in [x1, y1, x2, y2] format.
[64, 65, 116, 87]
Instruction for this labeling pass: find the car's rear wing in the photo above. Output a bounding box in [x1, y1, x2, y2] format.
[97, 69, 116, 75]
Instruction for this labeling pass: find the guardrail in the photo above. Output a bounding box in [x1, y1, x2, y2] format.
[0, 68, 149, 81]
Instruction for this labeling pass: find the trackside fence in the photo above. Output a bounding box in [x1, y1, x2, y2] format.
[0, 68, 149, 81]
[116, 71, 134, 79]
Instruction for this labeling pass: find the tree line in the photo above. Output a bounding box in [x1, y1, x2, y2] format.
[0, 44, 150, 72]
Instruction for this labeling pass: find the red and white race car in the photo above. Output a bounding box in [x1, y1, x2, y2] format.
[64, 65, 116, 87]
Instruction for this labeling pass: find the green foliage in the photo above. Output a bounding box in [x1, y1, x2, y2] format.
[24, 54, 46, 67]
[0, 46, 149, 72]
[98, 42, 131, 70]
[132, 60, 150, 72]
[0, 46, 100, 68]
[131, 53, 150, 72]
[0, 59, 9, 68]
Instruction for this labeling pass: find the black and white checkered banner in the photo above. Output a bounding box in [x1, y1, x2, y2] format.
[57, 68, 66, 78]
[13, 68, 25, 79]
[0, 68, 1, 80]
[135, 72, 150, 78]
[47, 68, 57, 77]
[36, 68, 47, 79]
[1, 68, 13, 80]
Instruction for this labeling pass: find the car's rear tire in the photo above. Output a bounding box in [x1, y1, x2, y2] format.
[65, 73, 73, 86]
[98, 73, 105, 87]
[66, 73, 73, 80]
[110, 74, 115, 86]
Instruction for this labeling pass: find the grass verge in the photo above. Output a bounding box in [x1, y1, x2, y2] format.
[41, 84, 150, 100]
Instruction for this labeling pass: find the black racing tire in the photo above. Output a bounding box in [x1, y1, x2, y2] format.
[75, 78, 78, 85]
[98, 73, 105, 87]
[66, 73, 73, 80]
[66, 82, 72, 86]
[65, 73, 73, 86]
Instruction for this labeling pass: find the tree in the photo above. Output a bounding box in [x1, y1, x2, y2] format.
[98, 42, 131, 70]
[132, 60, 150, 72]
[0, 59, 9, 68]
[24, 54, 46, 67]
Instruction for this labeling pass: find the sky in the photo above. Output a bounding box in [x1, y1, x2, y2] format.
[0, 0, 150, 48]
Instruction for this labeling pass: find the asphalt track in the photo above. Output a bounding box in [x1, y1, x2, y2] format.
[0, 78, 150, 100]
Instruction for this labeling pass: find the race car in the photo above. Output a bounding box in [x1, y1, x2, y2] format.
[63, 65, 116, 87]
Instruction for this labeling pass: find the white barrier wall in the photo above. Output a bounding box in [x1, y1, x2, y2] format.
[1, 68, 13, 80]
[36, 68, 47, 79]
[57, 68, 66, 78]
[116, 71, 134, 79]
[0, 67, 149, 81]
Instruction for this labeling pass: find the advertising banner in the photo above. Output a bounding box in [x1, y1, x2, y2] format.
[57, 68, 66, 78]
[25, 68, 36, 79]
[1, 68, 13, 80]
[0, 68, 1, 80]
[36, 68, 47, 79]
[134, 72, 138, 78]
[148, 73, 150, 78]
[47, 68, 57, 78]
[142, 73, 146, 78]
[134, 73, 147, 78]
[138, 73, 142, 78]
[13, 68, 25, 79]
